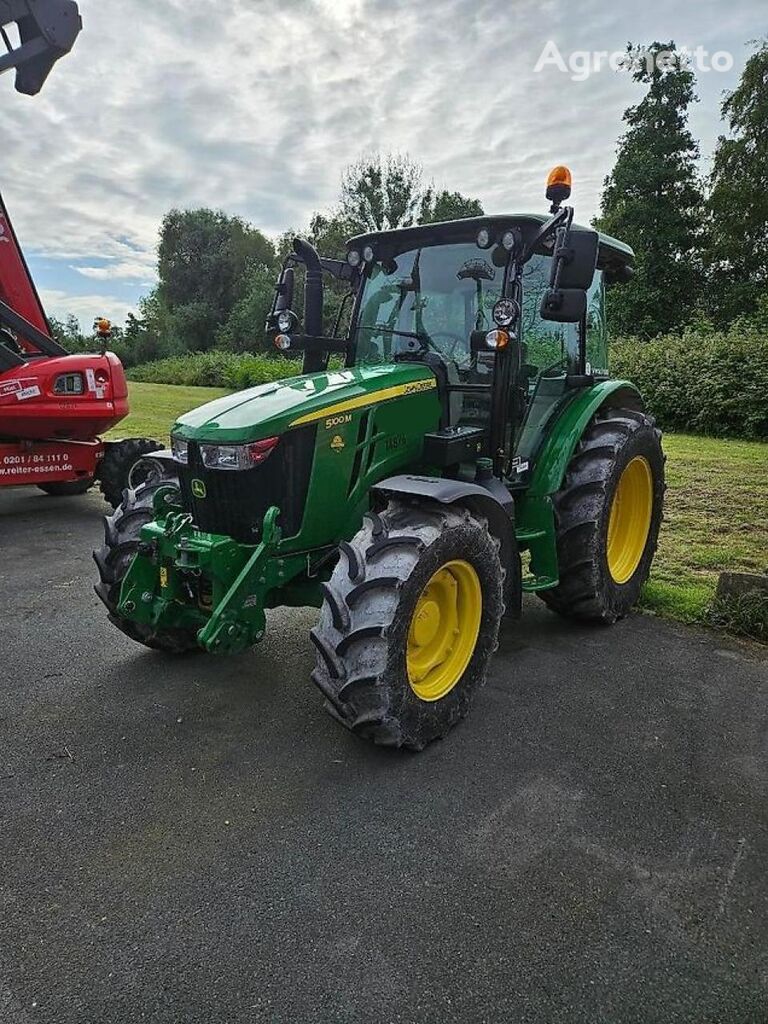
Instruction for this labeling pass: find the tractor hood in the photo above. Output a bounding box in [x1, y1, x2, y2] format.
[172, 361, 439, 444]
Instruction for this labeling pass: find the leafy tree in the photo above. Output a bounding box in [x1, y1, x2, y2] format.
[157, 208, 276, 350]
[420, 189, 484, 223]
[340, 153, 428, 232]
[339, 153, 484, 233]
[217, 263, 276, 352]
[595, 42, 705, 337]
[704, 40, 768, 326]
[48, 313, 85, 353]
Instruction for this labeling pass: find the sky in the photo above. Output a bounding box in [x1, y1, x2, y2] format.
[0, 0, 762, 329]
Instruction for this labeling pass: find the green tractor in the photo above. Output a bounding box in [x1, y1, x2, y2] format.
[94, 167, 664, 750]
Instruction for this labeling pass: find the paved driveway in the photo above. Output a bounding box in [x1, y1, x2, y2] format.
[1, 487, 766, 1024]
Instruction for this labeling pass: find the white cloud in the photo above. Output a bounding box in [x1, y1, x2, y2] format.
[39, 289, 135, 327]
[73, 260, 156, 283]
[1, 0, 759, 324]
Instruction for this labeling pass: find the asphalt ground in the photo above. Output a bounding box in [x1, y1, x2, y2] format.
[1, 486, 767, 1024]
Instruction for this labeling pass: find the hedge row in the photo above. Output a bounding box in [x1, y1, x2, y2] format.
[128, 327, 768, 440]
[611, 326, 768, 440]
[127, 350, 303, 391]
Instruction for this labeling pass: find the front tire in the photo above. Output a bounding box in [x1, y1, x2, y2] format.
[93, 471, 200, 654]
[311, 500, 505, 750]
[98, 437, 163, 509]
[539, 406, 665, 623]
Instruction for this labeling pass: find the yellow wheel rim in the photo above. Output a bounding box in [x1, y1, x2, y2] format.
[406, 560, 482, 702]
[607, 456, 654, 584]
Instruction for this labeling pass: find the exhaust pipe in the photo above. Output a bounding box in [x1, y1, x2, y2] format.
[293, 237, 323, 338]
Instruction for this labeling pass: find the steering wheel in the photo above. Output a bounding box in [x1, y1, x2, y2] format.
[423, 330, 467, 361]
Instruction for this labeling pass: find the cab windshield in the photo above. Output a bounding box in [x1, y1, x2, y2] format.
[353, 243, 505, 371]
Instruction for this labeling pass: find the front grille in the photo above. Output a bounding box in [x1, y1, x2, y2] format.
[178, 426, 316, 543]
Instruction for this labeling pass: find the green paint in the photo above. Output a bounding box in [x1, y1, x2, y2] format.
[113, 217, 643, 648]
[117, 362, 443, 654]
[172, 362, 440, 443]
[514, 379, 643, 589]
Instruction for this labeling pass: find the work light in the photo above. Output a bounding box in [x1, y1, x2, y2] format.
[363, 245, 375, 263]
[347, 249, 361, 267]
[501, 230, 517, 253]
[492, 298, 519, 327]
[276, 310, 296, 332]
[274, 334, 291, 350]
[476, 228, 491, 249]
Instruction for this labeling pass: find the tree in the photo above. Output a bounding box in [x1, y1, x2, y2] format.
[340, 153, 428, 232]
[595, 42, 705, 337]
[420, 189, 484, 223]
[704, 40, 768, 326]
[339, 153, 484, 233]
[216, 263, 276, 352]
[48, 313, 85, 353]
[156, 208, 277, 350]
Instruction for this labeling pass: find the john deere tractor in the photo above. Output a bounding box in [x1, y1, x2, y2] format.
[95, 167, 664, 750]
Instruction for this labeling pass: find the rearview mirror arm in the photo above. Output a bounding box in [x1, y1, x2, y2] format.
[521, 205, 572, 265]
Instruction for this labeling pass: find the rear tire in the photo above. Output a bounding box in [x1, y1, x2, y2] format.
[311, 500, 505, 751]
[93, 469, 200, 654]
[539, 406, 665, 623]
[38, 477, 94, 497]
[98, 438, 163, 509]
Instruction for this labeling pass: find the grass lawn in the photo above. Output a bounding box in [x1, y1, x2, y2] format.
[107, 382, 230, 445]
[640, 433, 767, 623]
[112, 382, 767, 629]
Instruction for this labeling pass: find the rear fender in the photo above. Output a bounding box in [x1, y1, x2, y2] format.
[372, 473, 521, 617]
[515, 380, 644, 589]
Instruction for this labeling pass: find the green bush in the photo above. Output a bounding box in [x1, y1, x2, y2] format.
[127, 350, 304, 390]
[611, 325, 768, 439]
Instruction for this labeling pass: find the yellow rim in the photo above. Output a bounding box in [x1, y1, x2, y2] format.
[406, 560, 482, 702]
[606, 456, 654, 584]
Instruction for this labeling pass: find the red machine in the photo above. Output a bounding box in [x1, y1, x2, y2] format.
[0, 0, 159, 505]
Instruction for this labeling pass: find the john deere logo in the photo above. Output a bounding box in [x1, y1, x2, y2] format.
[330, 435, 345, 452]
[191, 478, 207, 498]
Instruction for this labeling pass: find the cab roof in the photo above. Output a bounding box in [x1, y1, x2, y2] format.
[347, 214, 634, 270]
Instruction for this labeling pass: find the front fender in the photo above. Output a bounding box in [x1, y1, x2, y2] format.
[372, 474, 521, 617]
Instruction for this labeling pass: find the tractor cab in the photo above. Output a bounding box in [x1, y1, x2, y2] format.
[268, 187, 634, 484]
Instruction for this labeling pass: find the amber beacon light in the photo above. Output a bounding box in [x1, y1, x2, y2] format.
[545, 165, 572, 211]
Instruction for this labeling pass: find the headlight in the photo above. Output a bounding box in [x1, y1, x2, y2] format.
[199, 437, 279, 471]
[276, 310, 295, 332]
[347, 249, 361, 267]
[492, 298, 519, 327]
[171, 436, 189, 464]
[363, 245, 375, 263]
[53, 372, 84, 395]
[274, 334, 291, 351]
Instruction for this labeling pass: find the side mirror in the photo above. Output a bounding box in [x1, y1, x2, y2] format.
[552, 229, 599, 290]
[274, 266, 295, 314]
[540, 288, 587, 323]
